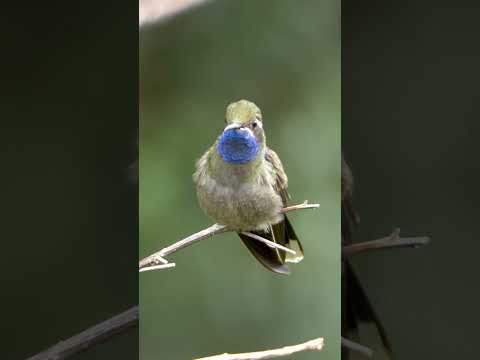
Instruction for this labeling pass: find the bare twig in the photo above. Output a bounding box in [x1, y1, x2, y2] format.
[341, 337, 373, 358]
[140, 0, 210, 26]
[26, 306, 138, 360]
[241, 232, 297, 255]
[139, 202, 319, 271]
[139, 262, 176, 272]
[139, 223, 228, 270]
[281, 201, 320, 213]
[194, 337, 324, 360]
[342, 228, 430, 258]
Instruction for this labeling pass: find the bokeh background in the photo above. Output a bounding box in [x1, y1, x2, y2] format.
[140, 1, 341, 359]
[0, 3, 138, 359]
[343, 1, 480, 359]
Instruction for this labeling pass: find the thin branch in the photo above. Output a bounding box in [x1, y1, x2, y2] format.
[194, 337, 324, 360]
[342, 228, 430, 258]
[341, 337, 373, 358]
[140, 0, 210, 27]
[241, 232, 296, 255]
[281, 201, 320, 213]
[139, 223, 228, 270]
[139, 262, 176, 272]
[139, 202, 319, 271]
[26, 306, 138, 360]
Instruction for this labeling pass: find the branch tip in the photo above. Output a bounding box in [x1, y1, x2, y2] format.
[194, 337, 324, 360]
[139, 263, 176, 272]
[342, 228, 431, 258]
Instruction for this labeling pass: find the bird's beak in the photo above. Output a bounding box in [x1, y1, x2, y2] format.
[223, 122, 242, 133]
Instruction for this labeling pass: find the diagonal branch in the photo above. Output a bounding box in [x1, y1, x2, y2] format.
[342, 228, 430, 258]
[194, 337, 324, 360]
[140, 0, 211, 27]
[241, 232, 297, 255]
[139, 262, 176, 272]
[139, 201, 319, 271]
[341, 337, 373, 358]
[139, 223, 228, 270]
[281, 201, 320, 213]
[25, 306, 138, 360]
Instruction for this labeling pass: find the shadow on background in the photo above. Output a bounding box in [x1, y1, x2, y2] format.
[140, 1, 340, 359]
[343, 1, 480, 359]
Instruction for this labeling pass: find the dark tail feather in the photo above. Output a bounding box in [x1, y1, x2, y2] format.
[238, 231, 291, 275]
[343, 261, 393, 356]
[284, 216, 304, 263]
[238, 215, 303, 275]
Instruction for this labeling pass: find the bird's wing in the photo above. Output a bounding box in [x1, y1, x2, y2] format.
[192, 148, 212, 186]
[265, 148, 289, 205]
[238, 148, 304, 273]
[265, 148, 304, 264]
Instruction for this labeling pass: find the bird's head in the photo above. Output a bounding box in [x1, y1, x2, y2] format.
[225, 99, 262, 126]
[216, 99, 265, 165]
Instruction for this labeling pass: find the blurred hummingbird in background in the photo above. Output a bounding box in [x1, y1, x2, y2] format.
[193, 99, 303, 274]
[342, 152, 392, 359]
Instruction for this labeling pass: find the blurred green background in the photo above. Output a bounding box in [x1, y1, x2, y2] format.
[140, 1, 340, 359]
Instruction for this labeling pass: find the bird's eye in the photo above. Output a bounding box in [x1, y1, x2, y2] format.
[252, 120, 262, 129]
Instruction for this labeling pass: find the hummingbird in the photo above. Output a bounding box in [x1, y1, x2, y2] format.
[193, 99, 303, 274]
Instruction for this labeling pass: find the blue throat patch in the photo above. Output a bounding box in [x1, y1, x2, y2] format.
[216, 129, 259, 164]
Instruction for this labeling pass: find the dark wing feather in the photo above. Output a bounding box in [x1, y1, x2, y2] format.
[238, 231, 290, 275]
[265, 148, 289, 205]
[266, 148, 304, 264]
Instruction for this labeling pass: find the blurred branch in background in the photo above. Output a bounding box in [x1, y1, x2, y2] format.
[139, 201, 320, 272]
[341, 337, 373, 358]
[26, 307, 138, 360]
[140, 0, 211, 27]
[194, 337, 324, 360]
[342, 228, 430, 259]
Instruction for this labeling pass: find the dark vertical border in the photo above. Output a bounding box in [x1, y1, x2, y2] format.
[343, 1, 480, 359]
[0, 2, 138, 359]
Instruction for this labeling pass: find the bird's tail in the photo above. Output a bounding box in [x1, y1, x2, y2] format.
[342, 260, 393, 359]
[238, 215, 303, 275]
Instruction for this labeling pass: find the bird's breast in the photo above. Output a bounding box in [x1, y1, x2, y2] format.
[195, 171, 283, 231]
